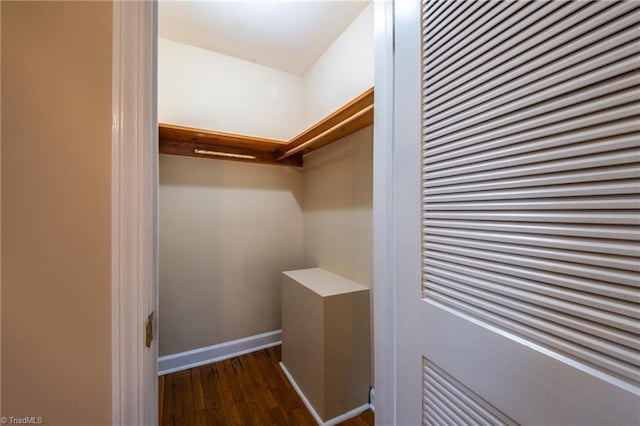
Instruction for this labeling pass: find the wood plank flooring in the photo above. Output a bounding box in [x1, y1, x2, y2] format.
[159, 345, 374, 426]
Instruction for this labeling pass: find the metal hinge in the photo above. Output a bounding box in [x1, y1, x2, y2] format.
[145, 311, 154, 348]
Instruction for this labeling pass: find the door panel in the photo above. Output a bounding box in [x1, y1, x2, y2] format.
[394, 1, 640, 424]
[420, 303, 639, 425]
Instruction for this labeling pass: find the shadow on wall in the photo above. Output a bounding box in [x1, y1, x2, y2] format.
[160, 154, 304, 209]
[302, 125, 373, 211]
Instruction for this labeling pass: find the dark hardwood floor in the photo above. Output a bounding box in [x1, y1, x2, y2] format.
[159, 345, 374, 426]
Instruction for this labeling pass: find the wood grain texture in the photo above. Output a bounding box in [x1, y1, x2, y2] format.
[160, 123, 288, 152]
[159, 138, 303, 167]
[158, 346, 374, 426]
[276, 88, 374, 160]
[159, 87, 374, 167]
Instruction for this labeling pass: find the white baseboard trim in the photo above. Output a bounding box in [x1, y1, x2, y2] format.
[279, 361, 371, 426]
[159, 330, 281, 375]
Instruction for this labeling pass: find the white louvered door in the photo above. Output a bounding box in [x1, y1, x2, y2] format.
[392, 1, 640, 424]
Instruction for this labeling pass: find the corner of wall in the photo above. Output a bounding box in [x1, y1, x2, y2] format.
[301, 125, 373, 289]
[301, 2, 374, 129]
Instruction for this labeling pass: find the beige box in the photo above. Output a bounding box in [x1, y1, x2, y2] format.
[281, 268, 371, 422]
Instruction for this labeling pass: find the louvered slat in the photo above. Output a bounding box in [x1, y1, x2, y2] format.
[425, 228, 639, 266]
[423, 211, 639, 225]
[425, 138, 640, 184]
[424, 2, 637, 117]
[424, 251, 639, 311]
[424, 119, 639, 172]
[423, 358, 518, 426]
[422, 0, 640, 388]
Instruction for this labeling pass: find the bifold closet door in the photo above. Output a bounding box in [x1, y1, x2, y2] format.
[393, 1, 640, 424]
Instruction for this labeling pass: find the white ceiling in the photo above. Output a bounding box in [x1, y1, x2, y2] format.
[159, 1, 369, 76]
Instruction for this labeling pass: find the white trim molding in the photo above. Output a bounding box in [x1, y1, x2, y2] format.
[279, 362, 371, 426]
[111, 1, 158, 425]
[372, 0, 396, 424]
[159, 330, 282, 376]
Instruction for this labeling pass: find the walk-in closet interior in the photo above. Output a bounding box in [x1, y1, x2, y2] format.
[157, 2, 375, 424]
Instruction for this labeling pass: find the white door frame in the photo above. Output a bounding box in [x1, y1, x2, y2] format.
[111, 0, 400, 424]
[390, 0, 423, 424]
[372, 0, 398, 424]
[111, 1, 158, 425]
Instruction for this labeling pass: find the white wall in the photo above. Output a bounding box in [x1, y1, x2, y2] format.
[159, 155, 304, 356]
[159, 3, 373, 139]
[302, 3, 374, 129]
[302, 126, 373, 288]
[159, 38, 304, 140]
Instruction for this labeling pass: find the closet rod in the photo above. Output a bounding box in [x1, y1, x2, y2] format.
[194, 149, 257, 160]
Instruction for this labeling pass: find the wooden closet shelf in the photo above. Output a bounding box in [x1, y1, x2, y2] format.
[159, 124, 301, 166]
[159, 87, 374, 166]
[276, 87, 374, 160]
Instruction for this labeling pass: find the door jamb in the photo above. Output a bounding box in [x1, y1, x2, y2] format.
[111, 1, 158, 425]
[372, 0, 397, 424]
